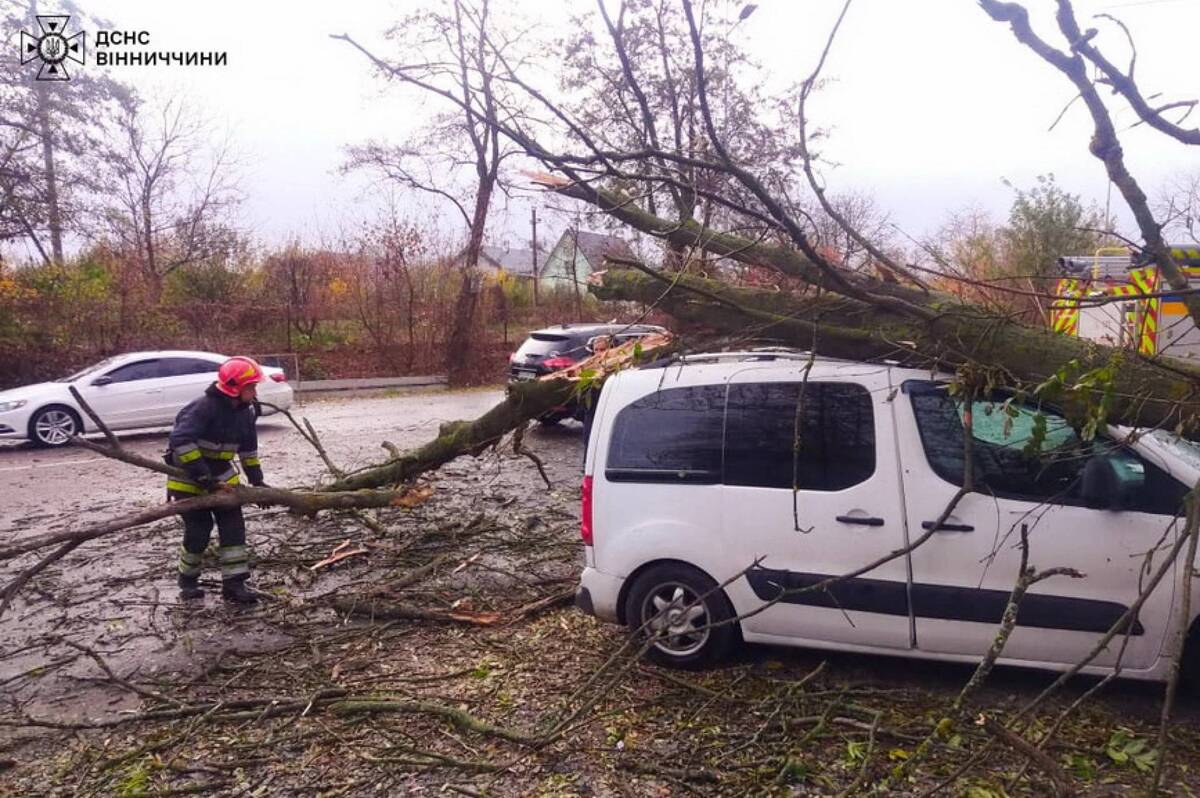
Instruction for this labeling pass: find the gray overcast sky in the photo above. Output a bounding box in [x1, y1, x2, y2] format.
[61, 0, 1200, 248]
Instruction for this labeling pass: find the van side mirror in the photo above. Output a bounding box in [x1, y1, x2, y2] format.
[1081, 452, 1145, 510]
[91, 375, 112, 387]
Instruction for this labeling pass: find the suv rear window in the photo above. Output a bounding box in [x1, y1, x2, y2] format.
[514, 333, 580, 359]
[606, 385, 726, 483]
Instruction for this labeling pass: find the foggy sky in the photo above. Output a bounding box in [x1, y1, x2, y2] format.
[15, 0, 1200, 253]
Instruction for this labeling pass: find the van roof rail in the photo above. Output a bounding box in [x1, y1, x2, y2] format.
[676, 349, 833, 364]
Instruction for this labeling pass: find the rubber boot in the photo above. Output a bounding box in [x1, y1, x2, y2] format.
[221, 579, 259, 605]
[178, 574, 204, 600]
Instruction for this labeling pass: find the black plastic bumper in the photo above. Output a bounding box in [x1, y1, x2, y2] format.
[574, 585, 595, 616]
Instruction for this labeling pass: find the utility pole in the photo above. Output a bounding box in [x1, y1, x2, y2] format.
[571, 219, 582, 317]
[530, 207, 539, 307]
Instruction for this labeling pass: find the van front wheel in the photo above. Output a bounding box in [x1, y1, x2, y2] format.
[625, 564, 738, 670]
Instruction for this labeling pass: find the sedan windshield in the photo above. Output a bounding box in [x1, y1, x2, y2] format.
[59, 357, 120, 382]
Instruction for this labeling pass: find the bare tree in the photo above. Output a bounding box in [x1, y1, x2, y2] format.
[263, 244, 333, 349]
[351, 210, 425, 371]
[103, 97, 241, 296]
[1158, 169, 1200, 246]
[558, 0, 803, 269]
[0, 0, 131, 263]
[339, 0, 511, 385]
[808, 188, 898, 275]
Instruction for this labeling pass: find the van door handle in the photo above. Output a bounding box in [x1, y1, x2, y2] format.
[922, 521, 975, 532]
[836, 515, 885, 527]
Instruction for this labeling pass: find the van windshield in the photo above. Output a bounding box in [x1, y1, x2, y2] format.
[1145, 429, 1200, 473]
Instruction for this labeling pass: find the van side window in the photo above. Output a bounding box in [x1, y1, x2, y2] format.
[725, 382, 875, 491]
[606, 385, 726, 483]
[906, 381, 1185, 515]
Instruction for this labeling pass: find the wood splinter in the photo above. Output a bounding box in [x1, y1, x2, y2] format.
[310, 539, 369, 571]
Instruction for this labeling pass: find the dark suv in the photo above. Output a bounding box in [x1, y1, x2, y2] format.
[509, 323, 666, 423]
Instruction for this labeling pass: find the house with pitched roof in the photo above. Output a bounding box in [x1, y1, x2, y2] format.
[464, 245, 544, 280]
[539, 231, 635, 294]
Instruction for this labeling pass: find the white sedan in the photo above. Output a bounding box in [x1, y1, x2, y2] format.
[0, 350, 295, 447]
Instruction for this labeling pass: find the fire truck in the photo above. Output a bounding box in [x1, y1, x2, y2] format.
[1050, 245, 1200, 359]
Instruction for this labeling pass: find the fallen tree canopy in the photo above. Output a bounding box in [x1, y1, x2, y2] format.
[330, 262, 1200, 497]
[325, 376, 578, 492]
[326, 332, 677, 492]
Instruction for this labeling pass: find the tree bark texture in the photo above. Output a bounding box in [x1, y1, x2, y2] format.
[33, 82, 63, 264]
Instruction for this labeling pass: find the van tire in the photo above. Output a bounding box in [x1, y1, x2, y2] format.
[625, 563, 738, 670]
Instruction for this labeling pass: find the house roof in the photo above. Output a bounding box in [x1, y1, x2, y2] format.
[477, 246, 542, 276]
[557, 231, 635, 268]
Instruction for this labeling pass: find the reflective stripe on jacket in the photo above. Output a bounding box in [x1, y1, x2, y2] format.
[166, 383, 263, 495]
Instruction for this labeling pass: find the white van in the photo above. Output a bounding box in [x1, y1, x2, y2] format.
[575, 351, 1200, 682]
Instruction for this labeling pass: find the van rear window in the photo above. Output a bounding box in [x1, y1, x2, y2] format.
[606, 385, 726, 483]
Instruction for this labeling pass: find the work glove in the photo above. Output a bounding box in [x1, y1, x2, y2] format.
[184, 458, 214, 485]
[245, 464, 265, 488]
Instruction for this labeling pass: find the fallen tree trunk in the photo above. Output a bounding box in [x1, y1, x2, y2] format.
[327, 333, 676, 491]
[326, 377, 577, 491]
[590, 267, 1200, 435]
[526, 178, 1200, 427]
[0, 485, 435, 563]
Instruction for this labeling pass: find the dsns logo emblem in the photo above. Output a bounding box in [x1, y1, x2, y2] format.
[19, 15, 85, 81]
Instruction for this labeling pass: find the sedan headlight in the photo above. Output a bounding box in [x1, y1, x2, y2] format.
[0, 399, 28, 413]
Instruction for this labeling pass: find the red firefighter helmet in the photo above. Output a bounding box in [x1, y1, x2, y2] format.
[216, 356, 264, 397]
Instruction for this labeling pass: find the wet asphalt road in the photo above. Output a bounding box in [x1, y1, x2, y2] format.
[0, 387, 511, 533]
[0, 387, 579, 721]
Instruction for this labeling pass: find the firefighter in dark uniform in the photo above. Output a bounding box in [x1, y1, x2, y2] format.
[166, 356, 266, 605]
